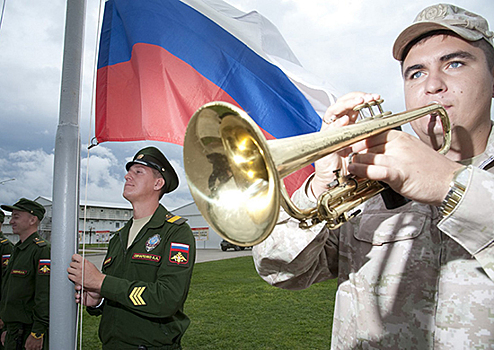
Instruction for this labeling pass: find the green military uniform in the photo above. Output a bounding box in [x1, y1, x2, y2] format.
[0, 231, 13, 350]
[0, 231, 14, 298]
[88, 205, 196, 349]
[0, 232, 50, 349]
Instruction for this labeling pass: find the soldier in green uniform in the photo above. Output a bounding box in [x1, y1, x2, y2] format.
[68, 146, 196, 350]
[0, 199, 50, 350]
[0, 210, 14, 350]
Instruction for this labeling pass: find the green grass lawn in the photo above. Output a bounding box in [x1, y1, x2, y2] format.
[81, 256, 337, 349]
[79, 243, 109, 248]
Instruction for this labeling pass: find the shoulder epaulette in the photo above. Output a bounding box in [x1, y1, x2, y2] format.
[33, 237, 47, 247]
[0, 238, 10, 245]
[165, 213, 187, 225]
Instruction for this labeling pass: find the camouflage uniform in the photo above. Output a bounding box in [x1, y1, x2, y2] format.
[253, 123, 494, 349]
[87, 204, 196, 350]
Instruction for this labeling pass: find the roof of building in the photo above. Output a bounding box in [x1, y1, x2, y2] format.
[173, 201, 202, 216]
[34, 196, 133, 210]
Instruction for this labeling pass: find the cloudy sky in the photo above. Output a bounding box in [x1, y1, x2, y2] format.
[0, 0, 492, 210]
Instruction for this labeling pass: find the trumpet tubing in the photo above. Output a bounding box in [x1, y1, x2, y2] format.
[183, 101, 451, 246]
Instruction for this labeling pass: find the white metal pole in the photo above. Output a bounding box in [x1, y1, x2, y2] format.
[50, 0, 87, 348]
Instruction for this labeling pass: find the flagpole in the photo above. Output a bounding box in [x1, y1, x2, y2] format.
[50, 0, 86, 348]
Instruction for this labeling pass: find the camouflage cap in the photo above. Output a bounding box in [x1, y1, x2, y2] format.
[0, 209, 4, 223]
[126, 146, 179, 193]
[393, 3, 494, 60]
[1, 198, 46, 221]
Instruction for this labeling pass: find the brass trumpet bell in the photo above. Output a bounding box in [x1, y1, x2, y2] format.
[183, 101, 450, 247]
[183, 102, 280, 246]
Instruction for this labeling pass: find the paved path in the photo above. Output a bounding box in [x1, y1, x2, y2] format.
[84, 248, 252, 268]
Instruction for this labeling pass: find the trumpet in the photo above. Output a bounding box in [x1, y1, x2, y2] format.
[183, 100, 451, 247]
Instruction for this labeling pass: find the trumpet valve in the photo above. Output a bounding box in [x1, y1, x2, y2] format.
[326, 169, 342, 189]
[354, 98, 392, 121]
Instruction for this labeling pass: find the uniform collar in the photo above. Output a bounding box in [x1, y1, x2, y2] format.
[146, 204, 170, 228]
[15, 232, 39, 250]
[126, 204, 169, 229]
[460, 121, 494, 170]
[124, 204, 170, 248]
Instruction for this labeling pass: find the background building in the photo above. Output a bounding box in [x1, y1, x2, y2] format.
[1, 196, 224, 249]
[173, 202, 223, 249]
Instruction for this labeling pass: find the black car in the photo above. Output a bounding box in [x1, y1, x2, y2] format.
[220, 239, 246, 251]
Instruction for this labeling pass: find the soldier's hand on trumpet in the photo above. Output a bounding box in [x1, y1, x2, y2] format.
[310, 92, 381, 198]
[345, 127, 462, 206]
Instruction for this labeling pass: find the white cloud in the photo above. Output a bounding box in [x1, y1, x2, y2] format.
[0, 149, 54, 204]
[79, 144, 193, 208]
[81, 150, 122, 201]
[0, 144, 192, 211]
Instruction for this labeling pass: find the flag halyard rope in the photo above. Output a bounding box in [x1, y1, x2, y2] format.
[76, 0, 106, 348]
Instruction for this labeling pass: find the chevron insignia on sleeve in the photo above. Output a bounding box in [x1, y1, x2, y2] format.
[129, 286, 146, 306]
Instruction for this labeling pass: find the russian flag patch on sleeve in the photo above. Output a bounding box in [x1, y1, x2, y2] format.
[168, 242, 190, 266]
[2, 254, 11, 267]
[38, 259, 51, 275]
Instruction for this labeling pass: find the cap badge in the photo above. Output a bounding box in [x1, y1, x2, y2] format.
[146, 234, 161, 252]
[137, 154, 145, 159]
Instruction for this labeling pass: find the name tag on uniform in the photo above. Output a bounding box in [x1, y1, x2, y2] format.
[132, 253, 162, 263]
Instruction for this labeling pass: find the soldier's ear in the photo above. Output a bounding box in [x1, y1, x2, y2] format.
[154, 177, 165, 192]
[29, 215, 38, 226]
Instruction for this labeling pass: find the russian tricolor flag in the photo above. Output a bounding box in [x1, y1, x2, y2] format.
[170, 242, 190, 252]
[95, 0, 338, 192]
[169, 242, 190, 265]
